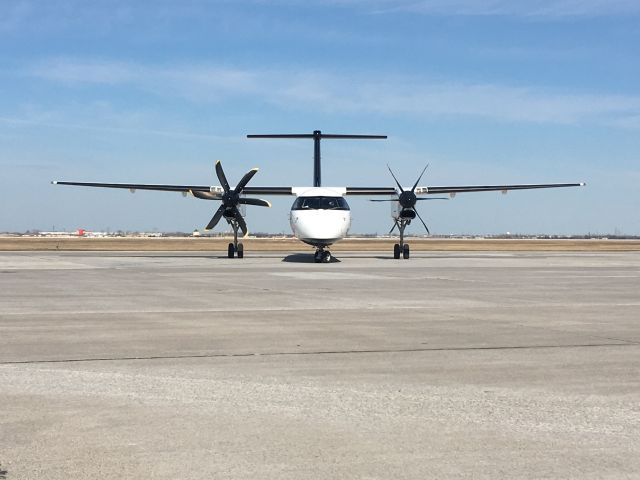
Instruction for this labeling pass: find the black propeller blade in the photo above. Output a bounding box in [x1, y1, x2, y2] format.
[414, 209, 430, 235]
[370, 197, 448, 202]
[204, 161, 270, 233]
[238, 198, 271, 207]
[206, 205, 225, 230]
[373, 164, 447, 235]
[233, 208, 248, 236]
[215, 161, 230, 192]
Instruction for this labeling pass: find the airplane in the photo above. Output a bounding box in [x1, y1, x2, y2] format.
[52, 130, 585, 262]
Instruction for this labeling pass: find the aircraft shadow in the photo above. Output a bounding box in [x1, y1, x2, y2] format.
[111, 254, 276, 260]
[282, 253, 341, 263]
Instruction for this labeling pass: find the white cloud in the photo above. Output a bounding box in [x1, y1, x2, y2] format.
[26, 58, 640, 129]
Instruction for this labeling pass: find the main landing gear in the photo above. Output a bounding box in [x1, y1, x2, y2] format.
[392, 218, 411, 260]
[314, 248, 332, 263]
[226, 217, 244, 259]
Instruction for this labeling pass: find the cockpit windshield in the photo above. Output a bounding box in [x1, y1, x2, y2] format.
[292, 196, 350, 211]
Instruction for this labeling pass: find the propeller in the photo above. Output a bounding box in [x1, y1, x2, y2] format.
[203, 161, 271, 236]
[371, 164, 447, 234]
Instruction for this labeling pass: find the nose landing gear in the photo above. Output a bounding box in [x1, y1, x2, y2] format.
[314, 248, 332, 263]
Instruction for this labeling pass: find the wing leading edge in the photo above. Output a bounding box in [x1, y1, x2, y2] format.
[344, 182, 585, 196]
[52, 181, 294, 196]
[416, 182, 585, 195]
[52, 181, 585, 196]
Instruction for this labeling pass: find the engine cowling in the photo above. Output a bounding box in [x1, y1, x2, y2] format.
[400, 208, 416, 219]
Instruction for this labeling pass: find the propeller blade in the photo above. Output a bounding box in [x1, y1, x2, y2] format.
[416, 197, 448, 201]
[414, 209, 430, 235]
[232, 207, 248, 236]
[234, 168, 258, 194]
[215, 160, 230, 192]
[387, 164, 404, 193]
[238, 198, 271, 207]
[369, 199, 397, 202]
[205, 204, 225, 230]
[411, 164, 429, 192]
[191, 190, 220, 200]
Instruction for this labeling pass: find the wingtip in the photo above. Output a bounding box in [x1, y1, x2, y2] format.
[51, 181, 57, 185]
[581, 182, 587, 186]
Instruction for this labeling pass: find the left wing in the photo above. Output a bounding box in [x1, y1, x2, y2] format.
[52, 181, 294, 196]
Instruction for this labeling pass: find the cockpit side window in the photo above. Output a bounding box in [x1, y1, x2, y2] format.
[292, 196, 350, 211]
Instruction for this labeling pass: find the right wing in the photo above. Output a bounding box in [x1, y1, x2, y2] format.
[417, 182, 586, 195]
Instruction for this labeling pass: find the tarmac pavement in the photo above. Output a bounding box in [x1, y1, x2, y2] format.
[1, 251, 639, 479]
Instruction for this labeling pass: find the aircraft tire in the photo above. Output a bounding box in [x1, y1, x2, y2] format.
[322, 251, 331, 263]
[403, 243, 410, 259]
[393, 243, 401, 259]
[227, 243, 235, 258]
[237, 243, 244, 259]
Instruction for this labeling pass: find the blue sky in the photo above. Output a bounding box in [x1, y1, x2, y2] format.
[1, 0, 639, 235]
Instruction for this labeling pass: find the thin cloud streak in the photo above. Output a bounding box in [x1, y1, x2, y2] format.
[338, 0, 640, 17]
[27, 58, 640, 129]
[0, 116, 231, 141]
[2, 0, 638, 38]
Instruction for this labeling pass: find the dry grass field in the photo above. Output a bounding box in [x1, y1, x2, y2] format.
[1, 236, 639, 252]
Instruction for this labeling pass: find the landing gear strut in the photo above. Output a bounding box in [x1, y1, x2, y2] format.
[314, 248, 332, 263]
[226, 218, 244, 259]
[392, 218, 411, 259]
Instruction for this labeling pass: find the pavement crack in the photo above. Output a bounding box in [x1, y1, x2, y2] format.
[1, 342, 637, 365]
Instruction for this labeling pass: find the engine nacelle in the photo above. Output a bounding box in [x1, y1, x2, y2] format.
[400, 208, 416, 219]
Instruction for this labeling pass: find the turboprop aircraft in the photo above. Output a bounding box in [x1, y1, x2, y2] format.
[53, 130, 585, 262]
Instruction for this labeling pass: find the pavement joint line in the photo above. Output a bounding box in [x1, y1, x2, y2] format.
[2, 303, 640, 316]
[1, 341, 637, 365]
[589, 335, 640, 345]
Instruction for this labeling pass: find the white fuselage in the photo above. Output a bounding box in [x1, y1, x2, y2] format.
[289, 187, 351, 247]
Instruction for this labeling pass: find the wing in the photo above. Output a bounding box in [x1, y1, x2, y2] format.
[52, 181, 294, 196]
[417, 182, 586, 195]
[345, 187, 397, 195]
[344, 183, 585, 196]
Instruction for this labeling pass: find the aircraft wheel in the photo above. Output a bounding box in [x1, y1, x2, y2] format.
[227, 243, 235, 258]
[314, 251, 322, 263]
[393, 243, 401, 259]
[322, 251, 332, 263]
[403, 243, 410, 259]
[237, 243, 244, 259]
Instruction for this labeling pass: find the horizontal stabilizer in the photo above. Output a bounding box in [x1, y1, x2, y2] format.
[247, 133, 387, 139]
[247, 130, 387, 187]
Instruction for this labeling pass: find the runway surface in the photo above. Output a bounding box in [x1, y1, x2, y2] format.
[1, 250, 639, 479]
